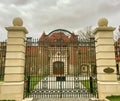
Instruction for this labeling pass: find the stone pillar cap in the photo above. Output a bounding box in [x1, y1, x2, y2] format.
[98, 18, 108, 27]
[5, 17, 28, 34]
[13, 17, 23, 26]
[93, 18, 115, 34]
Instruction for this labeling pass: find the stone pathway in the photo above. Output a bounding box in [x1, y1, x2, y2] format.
[33, 98, 90, 101]
[34, 76, 87, 89]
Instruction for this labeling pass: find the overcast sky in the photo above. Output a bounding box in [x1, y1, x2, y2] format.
[0, 0, 120, 41]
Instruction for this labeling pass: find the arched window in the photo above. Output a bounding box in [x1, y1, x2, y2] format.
[53, 61, 64, 68]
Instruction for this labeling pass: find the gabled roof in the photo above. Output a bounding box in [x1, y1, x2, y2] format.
[39, 30, 78, 42]
[39, 32, 46, 41]
[46, 32, 70, 42]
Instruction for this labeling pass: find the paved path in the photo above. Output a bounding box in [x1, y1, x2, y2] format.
[34, 76, 86, 89]
[33, 98, 90, 101]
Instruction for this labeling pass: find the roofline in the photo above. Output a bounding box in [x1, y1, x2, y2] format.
[48, 29, 73, 36]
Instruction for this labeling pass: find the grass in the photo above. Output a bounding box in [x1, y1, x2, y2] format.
[106, 95, 120, 101]
[80, 79, 97, 95]
[81, 80, 90, 89]
[24, 75, 43, 96]
[29, 76, 42, 90]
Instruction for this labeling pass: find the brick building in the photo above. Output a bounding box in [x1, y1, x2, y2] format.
[25, 29, 96, 76]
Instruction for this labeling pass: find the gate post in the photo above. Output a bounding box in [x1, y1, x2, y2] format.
[93, 18, 120, 99]
[0, 17, 28, 101]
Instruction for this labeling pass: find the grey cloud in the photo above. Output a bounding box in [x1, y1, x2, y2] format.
[0, 0, 120, 40]
[0, 0, 33, 6]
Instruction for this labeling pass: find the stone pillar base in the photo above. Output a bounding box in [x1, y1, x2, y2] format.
[98, 81, 120, 99]
[0, 82, 24, 101]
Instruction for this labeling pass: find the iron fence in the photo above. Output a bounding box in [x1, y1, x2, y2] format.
[24, 37, 98, 99]
[0, 41, 6, 81]
[114, 42, 120, 80]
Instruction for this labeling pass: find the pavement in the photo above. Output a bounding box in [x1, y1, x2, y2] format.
[33, 98, 90, 101]
[34, 76, 86, 89]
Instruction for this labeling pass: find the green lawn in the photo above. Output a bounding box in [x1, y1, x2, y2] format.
[81, 80, 90, 89]
[29, 76, 42, 90]
[80, 79, 97, 95]
[26, 75, 43, 90]
[106, 96, 120, 101]
[24, 75, 43, 96]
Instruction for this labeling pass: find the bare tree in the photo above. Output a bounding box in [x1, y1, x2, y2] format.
[76, 26, 94, 42]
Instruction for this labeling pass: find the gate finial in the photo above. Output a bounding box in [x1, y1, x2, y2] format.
[98, 18, 108, 27]
[13, 17, 23, 26]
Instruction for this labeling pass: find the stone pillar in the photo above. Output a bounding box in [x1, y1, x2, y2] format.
[93, 18, 119, 99]
[0, 17, 28, 101]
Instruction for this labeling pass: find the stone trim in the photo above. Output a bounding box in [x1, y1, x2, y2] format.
[5, 26, 28, 34]
[1, 81, 24, 85]
[93, 27, 115, 34]
[98, 81, 119, 84]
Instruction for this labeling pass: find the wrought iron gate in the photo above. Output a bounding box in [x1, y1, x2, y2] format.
[24, 29, 97, 99]
[0, 41, 6, 81]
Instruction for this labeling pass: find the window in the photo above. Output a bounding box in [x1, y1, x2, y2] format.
[82, 66, 87, 72]
[53, 61, 64, 68]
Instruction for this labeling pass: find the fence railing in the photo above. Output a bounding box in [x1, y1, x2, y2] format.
[0, 41, 6, 81]
[24, 38, 98, 98]
[114, 43, 120, 80]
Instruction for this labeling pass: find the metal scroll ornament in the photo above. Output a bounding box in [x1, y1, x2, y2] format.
[103, 67, 114, 74]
